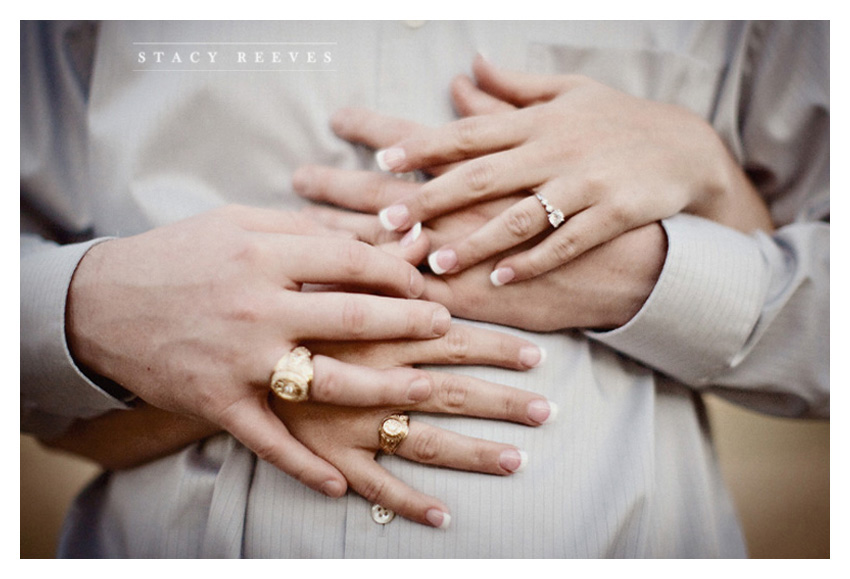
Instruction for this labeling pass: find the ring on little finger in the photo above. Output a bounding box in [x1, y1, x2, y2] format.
[270, 346, 313, 402]
[534, 192, 565, 229]
[378, 413, 410, 455]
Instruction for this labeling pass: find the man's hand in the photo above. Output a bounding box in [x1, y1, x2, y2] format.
[65, 205, 455, 497]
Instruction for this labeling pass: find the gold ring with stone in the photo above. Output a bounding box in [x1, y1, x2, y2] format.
[270, 346, 313, 402]
[378, 414, 410, 455]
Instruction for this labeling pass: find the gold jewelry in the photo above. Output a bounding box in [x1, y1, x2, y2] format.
[378, 414, 410, 455]
[270, 346, 313, 402]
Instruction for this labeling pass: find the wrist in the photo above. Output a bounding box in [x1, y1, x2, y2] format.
[600, 222, 668, 329]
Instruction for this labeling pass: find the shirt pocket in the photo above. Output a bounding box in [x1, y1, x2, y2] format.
[526, 43, 725, 120]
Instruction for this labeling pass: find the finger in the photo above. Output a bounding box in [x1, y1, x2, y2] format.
[426, 195, 549, 276]
[215, 396, 347, 498]
[396, 420, 528, 475]
[413, 371, 556, 426]
[374, 108, 532, 174]
[287, 291, 452, 341]
[309, 356, 436, 406]
[450, 74, 517, 117]
[277, 235, 425, 298]
[495, 203, 636, 282]
[293, 165, 420, 213]
[303, 324, 544, 372]
[216, 204, 340, 237]
[299, 205, 392, 243]
[472, 54, 581, 107]
[342, 451, 452, 528]
[298, 205, 431, 266]
[331, 107, 425, 150]
[376, 144, 548, 232]
[393, 324, 545, 371]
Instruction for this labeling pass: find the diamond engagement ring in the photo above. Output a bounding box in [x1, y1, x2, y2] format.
[534, 193, 565, 228]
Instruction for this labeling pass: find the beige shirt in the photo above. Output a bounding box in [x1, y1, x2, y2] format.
[21, 21, 828, 557]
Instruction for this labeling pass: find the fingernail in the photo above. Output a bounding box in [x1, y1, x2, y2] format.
[407, 376, 432, 401]
[409, 269, 424, 298]
[376, 147, 406, 172]
[378, 204, 410, 231]
[425, 508, 451, 529]
[527, 399, 558, 425]
[490, 267, 515, 287]
[519, 345, 544, 369]
[320, 480, 346, 498]
[499, 449, 528, 473]
[431, 307, 452, 335]
[428, 249, 458, 275]
[400, 222, 422, 248]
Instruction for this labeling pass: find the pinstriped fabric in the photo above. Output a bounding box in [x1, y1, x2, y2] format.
[43, 20, 826, 558]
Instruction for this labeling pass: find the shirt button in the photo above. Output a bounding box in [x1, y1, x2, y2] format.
[403, 20, 427, 29]
[371, 503, 396, 524]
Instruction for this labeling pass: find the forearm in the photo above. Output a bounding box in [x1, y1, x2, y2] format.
[41, 404, 220, 471]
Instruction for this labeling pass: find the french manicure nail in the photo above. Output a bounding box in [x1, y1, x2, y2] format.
[499, 449, 528, 473]
[427, 249, 458, 275]
[527, 399, 558, 425]
[425, 508, 451, 529]
[378, 204, 410, 231]
[400, 222, 422, 247]
[376, 147, 406, 172]
[489, 267, 515, 287]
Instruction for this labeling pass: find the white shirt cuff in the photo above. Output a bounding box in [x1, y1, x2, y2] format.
[21, 238, 132, 437]
[587, 214, 769, 387]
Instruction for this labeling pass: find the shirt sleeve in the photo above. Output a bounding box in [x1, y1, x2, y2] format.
[589, 21, 829, 418]
[21, 21, 133, 438]
[588, 215, 829, 418]
[21, 236, 133, 438]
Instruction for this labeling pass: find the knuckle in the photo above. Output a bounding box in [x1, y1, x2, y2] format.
[415, 184, 441, 215]
[410, 429, 441, 462]
[607, 201, 636, 228]
[504, 206, 537, 239]
[359, 476, 389, 505]
[340, 241, 371, 278]
[438, 375, 469, 409]
[462, 159, 495, 193]
[451, 117, 482, 154]
[550, 233, 580, 263]
[340, 299, 368, 336]
[442, 326, 472, 362]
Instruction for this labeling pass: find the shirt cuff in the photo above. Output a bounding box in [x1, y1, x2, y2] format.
[21, 238, 133, 437]
[587, 214, 769, 387]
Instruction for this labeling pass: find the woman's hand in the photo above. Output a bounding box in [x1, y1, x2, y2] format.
[65, 205, 456, 497]
[365, 56, 773, 284]
[277, 325, 553, 528]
